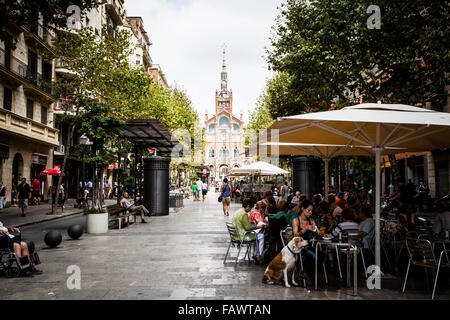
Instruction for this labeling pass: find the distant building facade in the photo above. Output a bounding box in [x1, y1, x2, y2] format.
[203, 50, 251, 182]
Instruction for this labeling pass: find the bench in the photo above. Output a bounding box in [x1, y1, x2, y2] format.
[106, 204, 134, 230]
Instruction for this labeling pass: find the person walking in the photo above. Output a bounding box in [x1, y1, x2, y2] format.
[31, 177, 41, 205]
[220, 178, 231, 216]
[0, 182, 5, 210]
[58, 183, 66, 209]
[17, 178, 31, 217]
[104, 181, 111, 199]
[11, 179, 17, 207]
[280, 181, 289, 201]
[196, 178, 203, 201]
[202, 180, 208, 201]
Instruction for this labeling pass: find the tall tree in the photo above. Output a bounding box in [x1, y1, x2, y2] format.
[267, 0, 449, 111]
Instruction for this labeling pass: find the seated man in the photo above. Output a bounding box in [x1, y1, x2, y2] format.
[432, 202, 450, 238]
[329, 208, 360, 239]
[0, 221, 42, 277]
[358, 204, 375, 249]
[119, 192, 148, 223]
[232, 199, 264, 262]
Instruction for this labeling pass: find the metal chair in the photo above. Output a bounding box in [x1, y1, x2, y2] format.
[224, 222, 257, 265]
[402, 237, 450, 299]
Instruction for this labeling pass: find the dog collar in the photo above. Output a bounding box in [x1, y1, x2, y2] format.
[287, 245, 296, 256]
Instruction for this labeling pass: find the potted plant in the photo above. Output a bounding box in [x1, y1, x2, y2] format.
[84, 208, 108, 234]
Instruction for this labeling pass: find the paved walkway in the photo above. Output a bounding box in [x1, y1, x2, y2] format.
[0, 199, 116, 227]
[0, 193, 449, 300]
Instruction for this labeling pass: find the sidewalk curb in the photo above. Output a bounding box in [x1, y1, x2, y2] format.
[14, 210, 84, 228]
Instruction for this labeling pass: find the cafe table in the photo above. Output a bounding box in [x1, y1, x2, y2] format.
[314, 238, 359, 296]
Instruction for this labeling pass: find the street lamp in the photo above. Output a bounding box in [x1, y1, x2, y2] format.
[79, 134, 91, 194]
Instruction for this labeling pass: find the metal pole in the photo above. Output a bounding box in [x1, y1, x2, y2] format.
[374, 147, 382, 269]
[324, 158, 330, 199]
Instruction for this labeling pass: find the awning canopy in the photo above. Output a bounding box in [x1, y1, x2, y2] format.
[120, 119, 184, 154]
[229, 161, 289, 176]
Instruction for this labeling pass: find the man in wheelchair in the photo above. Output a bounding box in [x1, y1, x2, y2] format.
[0, 221, 42, 277]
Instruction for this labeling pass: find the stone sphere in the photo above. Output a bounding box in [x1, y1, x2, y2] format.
[67, 224, 83, 240]
[44, 230, 62, 248]
[22, 239, 35, 254]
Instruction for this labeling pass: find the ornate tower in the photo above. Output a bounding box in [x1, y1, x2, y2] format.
[215, 48, 233, 114]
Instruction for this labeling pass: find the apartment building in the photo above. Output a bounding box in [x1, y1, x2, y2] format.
[0, 18, 59, 204]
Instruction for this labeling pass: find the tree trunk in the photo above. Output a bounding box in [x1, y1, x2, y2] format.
[52, 125, 75, 215]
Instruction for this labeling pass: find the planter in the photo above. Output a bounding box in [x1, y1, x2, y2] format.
[87, 212, 108, 234]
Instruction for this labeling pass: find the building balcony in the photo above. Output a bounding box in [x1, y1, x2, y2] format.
[55, 58, 78, 78]
[143, 49, 152, 67]
[21, 23, 58, 57]
[0, 48, 57, 103]
[105, 0, 124, 26]
[0, 108, 59, 147]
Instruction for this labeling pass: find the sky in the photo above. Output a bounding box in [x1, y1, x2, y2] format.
[123, 0, 282, 125]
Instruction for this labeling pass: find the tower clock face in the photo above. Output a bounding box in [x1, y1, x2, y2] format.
[221, 80, 226, 86]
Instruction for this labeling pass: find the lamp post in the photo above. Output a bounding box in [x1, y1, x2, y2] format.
[79, 134, 91, 206]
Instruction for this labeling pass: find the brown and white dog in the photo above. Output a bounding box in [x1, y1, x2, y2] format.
[262, 237, 308, 287]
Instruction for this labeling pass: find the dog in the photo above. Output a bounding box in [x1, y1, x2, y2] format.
[262, 236, 308, 287]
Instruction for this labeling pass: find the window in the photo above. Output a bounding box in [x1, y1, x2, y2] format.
[41, 106, 47, 125]
[219, 147, 229, 159]
[209, 149, 215, 158]
[26, 99, 34, 119]
[233, 124, 240, 133]
[234, 148, 239, 158]
[3, 87, 12, 111]
[42, 60, 52, 82]
[208, 124, 215, 133]
[136, 54, 141, 65]
[219, 117, 229, 127]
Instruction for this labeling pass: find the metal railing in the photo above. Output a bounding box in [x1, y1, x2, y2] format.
[27, 22, 56, 47]
[0, 47, 28, 78]
[26, 70, 56, 95]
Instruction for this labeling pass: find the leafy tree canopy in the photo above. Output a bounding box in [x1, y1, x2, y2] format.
[267, 0, 449, 112]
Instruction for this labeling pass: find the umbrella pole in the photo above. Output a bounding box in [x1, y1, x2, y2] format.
[324, 158, 330, 199]
[374, 148, 382, 271]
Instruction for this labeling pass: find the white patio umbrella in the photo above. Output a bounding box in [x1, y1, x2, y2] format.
[258, 142, 407, 199]
[267, 103, 450, 269]
[229, 161, 289, 176]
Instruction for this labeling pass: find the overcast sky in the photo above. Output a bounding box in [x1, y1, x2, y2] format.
[123, 0, 282, 125]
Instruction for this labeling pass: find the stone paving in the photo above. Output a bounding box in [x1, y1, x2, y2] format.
[0, 199, 116, 227]
[0, 193, 449, 300]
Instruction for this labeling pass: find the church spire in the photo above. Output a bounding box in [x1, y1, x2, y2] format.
[220, 46, 228, 91]
[222, 47, 226, 72]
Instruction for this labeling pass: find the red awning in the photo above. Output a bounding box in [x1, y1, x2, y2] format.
[40, 169, 65, 176]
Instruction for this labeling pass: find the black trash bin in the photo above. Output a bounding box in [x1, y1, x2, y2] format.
[292, 156, 322, 200]
[144, 156, 170, 216]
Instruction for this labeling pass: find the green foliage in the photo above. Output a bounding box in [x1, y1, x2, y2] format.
[0, 0, 100, 44]
[83, 208, 106, 215]
[64, 92, 126, 167]
[267, 0, 449, 111]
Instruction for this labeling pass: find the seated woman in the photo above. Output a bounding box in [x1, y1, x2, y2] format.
[358, 204, 375, 249]
[289, 194, 307, 226]
[266, 196, 278, 216]
[292, 199, 319, 284]
[249, 200, 268, 261]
